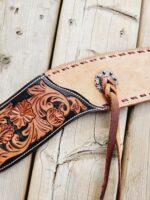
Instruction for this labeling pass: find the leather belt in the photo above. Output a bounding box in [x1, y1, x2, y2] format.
[0, 47, 150, 199]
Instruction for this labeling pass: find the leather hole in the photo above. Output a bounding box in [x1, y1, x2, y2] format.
[128, 51, 135, 55]
[71, 64, 76, 68]
[140, 94, 147, 97]
[121, 99, 129, 102]
[52, 70, 60, 74]
[131, 96, 138, 100]
[137, 50, 145, 53]
[109, 55, 116, 58]
[80, 61, 88, 64]
[62, 67, 69, 71]
[70, 64, 78, 68]
[119, 53, 126, 56]
[99, 57, 106, 60]
[90, 59, 97, 62]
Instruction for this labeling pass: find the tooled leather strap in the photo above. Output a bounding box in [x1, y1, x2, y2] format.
[1, 47, 150, 173]
[0, 76, 107, 172]
[99, 77, 121, 200]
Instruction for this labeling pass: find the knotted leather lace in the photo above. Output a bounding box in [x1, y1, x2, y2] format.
[100, 77, 121, 200]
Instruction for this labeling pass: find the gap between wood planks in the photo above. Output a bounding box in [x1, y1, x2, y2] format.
[26, 0, 143, 199]
[87, 4, 138, 21]
[24, 152, 36, 200]
[121, 0, 144, 175]
[136, 0, 145, 46]
[24, 1, 64, 199]
[48, 0, 64, 70]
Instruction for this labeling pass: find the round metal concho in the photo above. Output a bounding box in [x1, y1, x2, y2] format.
[95, 70, 118, 91]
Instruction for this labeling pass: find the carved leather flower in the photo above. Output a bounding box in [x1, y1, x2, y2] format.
[9, 100, 35, 129]
[47, 108, 64, 127]
[0, 124, 14, 144]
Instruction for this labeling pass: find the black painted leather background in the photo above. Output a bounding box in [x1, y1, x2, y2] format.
[0, 75, 107, 171]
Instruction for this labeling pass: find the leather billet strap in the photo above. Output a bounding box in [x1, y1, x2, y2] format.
[0, 76, 106, 171]
[99, 77, 120, 200]
[46, 47, 150, 108]
[0, 47, 150, 198]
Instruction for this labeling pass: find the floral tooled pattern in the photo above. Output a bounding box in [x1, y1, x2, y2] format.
[47, 108, 65, 127]
[0, 124, 14, 145]
[9, 100, 35, 129]
[0, 80, 87, 165]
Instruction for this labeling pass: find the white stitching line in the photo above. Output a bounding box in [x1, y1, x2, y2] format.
[1, 46, 150, 170]
[46, 78, 150, 107]
[44, 77, 105, 109]
[0, 107, 105, 171]
[0, 76, 107, 171]
[0, 75, 104, 110]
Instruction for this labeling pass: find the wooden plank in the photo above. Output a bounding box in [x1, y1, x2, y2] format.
[137, 0, 150, 46]
[122, 0, 150, 199]
[28, 0, 142, 199]
[122, 103, 150, 200]
[52, 0, 141, 65]
[0, 0, 61, 199]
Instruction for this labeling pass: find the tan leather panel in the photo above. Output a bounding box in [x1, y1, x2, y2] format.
[45, 47, 150, 108]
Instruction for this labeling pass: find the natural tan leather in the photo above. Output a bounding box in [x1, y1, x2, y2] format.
[45, 47, 150, 108]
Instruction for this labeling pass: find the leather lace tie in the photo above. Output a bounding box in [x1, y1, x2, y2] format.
[99, 76, 121, 200]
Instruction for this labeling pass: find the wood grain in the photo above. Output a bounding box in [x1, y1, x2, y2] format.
[122, 103, 150, 200]
[28, 0, 142, 199]
[121, 0, 150, 199]
[137, 0, 150, 47]
[0, 0, 61, 199]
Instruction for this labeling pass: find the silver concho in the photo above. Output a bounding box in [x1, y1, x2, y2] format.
[95, 70, 118, 91]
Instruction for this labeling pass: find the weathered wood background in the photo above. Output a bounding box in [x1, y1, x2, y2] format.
[0, 0, 150, 199]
